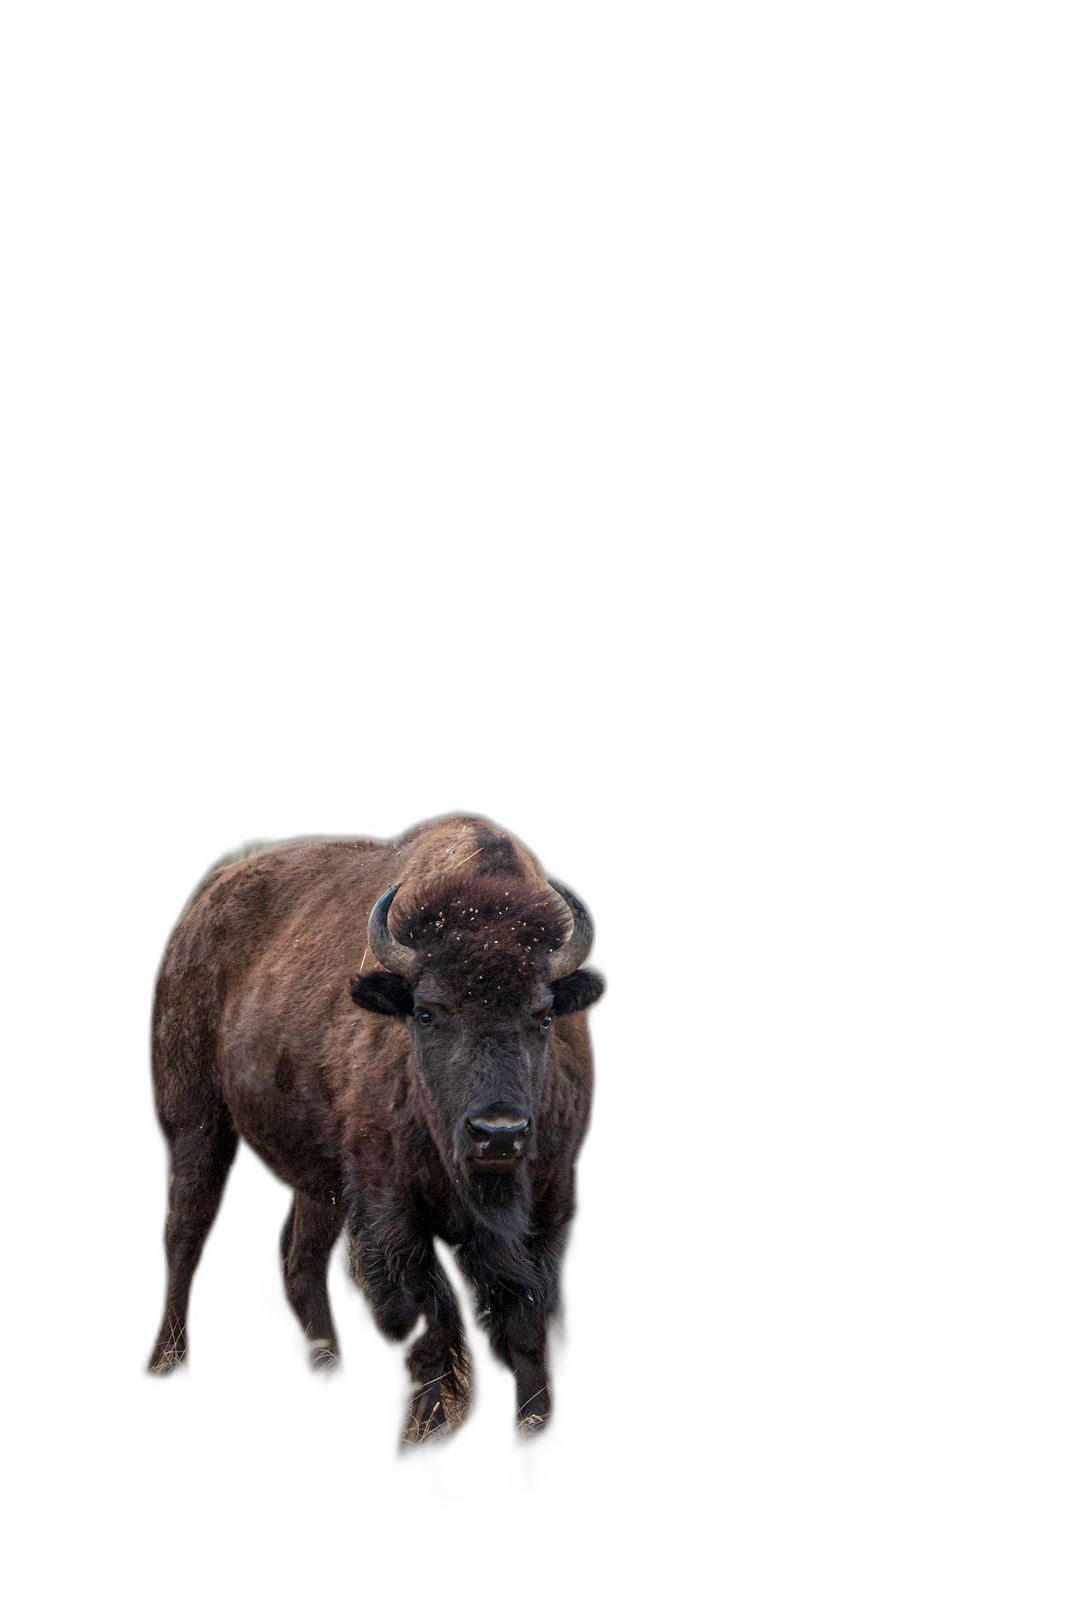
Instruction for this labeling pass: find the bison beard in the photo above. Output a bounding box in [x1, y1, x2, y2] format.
[147, 816, 602, 1444]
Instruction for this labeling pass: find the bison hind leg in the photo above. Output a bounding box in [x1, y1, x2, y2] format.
[281, 1193, 344, 1368]
[149, 1113, 238, 1374]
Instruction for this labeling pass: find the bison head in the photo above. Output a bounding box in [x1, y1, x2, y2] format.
[348, 874, 603, 1188]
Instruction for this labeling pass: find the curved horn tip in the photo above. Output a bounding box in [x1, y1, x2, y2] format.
[547, 880, 594, 978]
[367, 883, 415, 976]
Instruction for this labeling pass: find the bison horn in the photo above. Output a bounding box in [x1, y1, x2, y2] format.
[547, 881, 594, 979]
[367, 884, 416, 977]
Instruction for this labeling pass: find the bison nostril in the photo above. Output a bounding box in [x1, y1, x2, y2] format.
[464, 1110, 531, 1167]
[466, 1114, 531, 1143]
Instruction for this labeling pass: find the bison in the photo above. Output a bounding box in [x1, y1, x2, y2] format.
[148, 815, 604, 1441]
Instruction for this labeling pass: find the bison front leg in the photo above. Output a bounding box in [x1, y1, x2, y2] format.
[347, 1215, 471, 1445]
[403, 1283, 471, 1446]
[508, 1302, 553, 1445]
[512, 1185, 580, 1431]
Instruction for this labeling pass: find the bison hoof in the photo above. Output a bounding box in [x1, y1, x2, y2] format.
[308, 1338, 339, 1371]
[148, 1335, 187, 1376]
[514, 1406, 550, 1445]
[396, 1393, 446, 1458]
[402, 1377, 469, 1448]
[516, 1386, 552, 1435]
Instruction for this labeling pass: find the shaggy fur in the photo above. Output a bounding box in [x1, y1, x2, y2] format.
[147, 814, 603, 1443]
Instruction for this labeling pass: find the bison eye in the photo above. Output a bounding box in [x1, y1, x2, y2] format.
[416, 1009, 433, 1025]
[540, 1013, 553, 1030]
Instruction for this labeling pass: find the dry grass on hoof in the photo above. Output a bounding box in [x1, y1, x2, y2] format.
[401, 1378, 471, 1448]
[145, 1321, 187, 1373]
[516, 1387, 552, 1436]
[145, 1354, 187, 1380]
[517, 1409, 550, 1437]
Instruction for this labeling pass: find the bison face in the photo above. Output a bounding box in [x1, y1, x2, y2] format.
[411, 983, 554, 1176]
[349, 967, 604, 1183]
[348, 876, 603, 1186]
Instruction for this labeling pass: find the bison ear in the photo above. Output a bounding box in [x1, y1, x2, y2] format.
[551, 969, 605, 1017]
[348, 971, 413, 1018]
